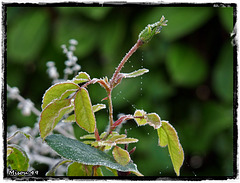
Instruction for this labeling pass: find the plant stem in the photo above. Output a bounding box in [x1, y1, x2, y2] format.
[102, 39, 143, 141]
[110, 39, 143, 89]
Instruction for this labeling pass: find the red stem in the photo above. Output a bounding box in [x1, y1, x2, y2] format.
[110, 39, 143, 89]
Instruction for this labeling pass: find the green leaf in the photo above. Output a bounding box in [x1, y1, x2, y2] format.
[74, 88, 96, 133]
[92, 104, 106, 113]
[73, 72, 91, 84]
[166, 44, 208, 87]
[45, 134, 142, 176]
[134, 110, 147, 126]
[108, 134, 127, 142]
[157, 126, 168, 147]
[67, 162, 103, 176]
[80, 134, 96, 140]
[157, 121, 184, 176]
[112, 146, 131, 166]
[146, 113, 161, 129]
[42, 82, 79, 110]
[7, 145, 29, 172]
[39, 99, 71, 140]
[115, 138, 139, 144]
[122, 68, 149, 78]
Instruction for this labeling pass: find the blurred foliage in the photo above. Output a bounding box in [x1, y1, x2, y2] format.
[6, 6, 234, 177]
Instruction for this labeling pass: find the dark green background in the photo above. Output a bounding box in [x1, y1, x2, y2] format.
[6, 5, 235, 177]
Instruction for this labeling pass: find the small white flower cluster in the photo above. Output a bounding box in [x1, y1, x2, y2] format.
[7, 85, 40, 116]
[46, 39, 81, 84]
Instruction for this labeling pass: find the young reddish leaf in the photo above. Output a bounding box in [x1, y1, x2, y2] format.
[157, 121, 184, 176]
[74, 88, 96, 133]
[115, 138, 139, 144]
[134, 110, 147, 126]
[92, 103, 106, 113]
[146, 113, 161, 129]
[42, 82, 79, 110]
[122, 68, 149, 78]
[39, 99, 71, 140]
[112, 146, 131, 166]
[72, 72, 91, 84]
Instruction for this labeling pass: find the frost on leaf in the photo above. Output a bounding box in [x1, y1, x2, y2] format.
[74, 88, 96, 133]
[157, 121, 184, 176]
[115, 138, 138, 144]
[72, 72, 90, 84]
[41, 82, 79, 110]
[45, 134, 142, 176]
[112, 146, 131, 166]
[92, 103, 106, 113]
[122, 68, 149, 78]
[134, 110, 147, 126]
[39, 99, 71, 140]
[146, 113, 161, 129]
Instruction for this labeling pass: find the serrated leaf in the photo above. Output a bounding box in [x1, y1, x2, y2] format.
[45, 134, 142, 176]
[112, 146, 131, 166]
[146, 113, 161, 129]
[157, 121, 184, 176]
[115, 138, 139, 144]
[122, 68, 149, 78]
[134, 110, 147, 126]
[73, 72, 91, 84]
[74, 88, 96, 133]
[39, 99, 71, 140]
[92, 104, 106, 113]
[42, 82, 79, 110]
[7, 145, 29, 172]
[67, 162, 103, 176]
